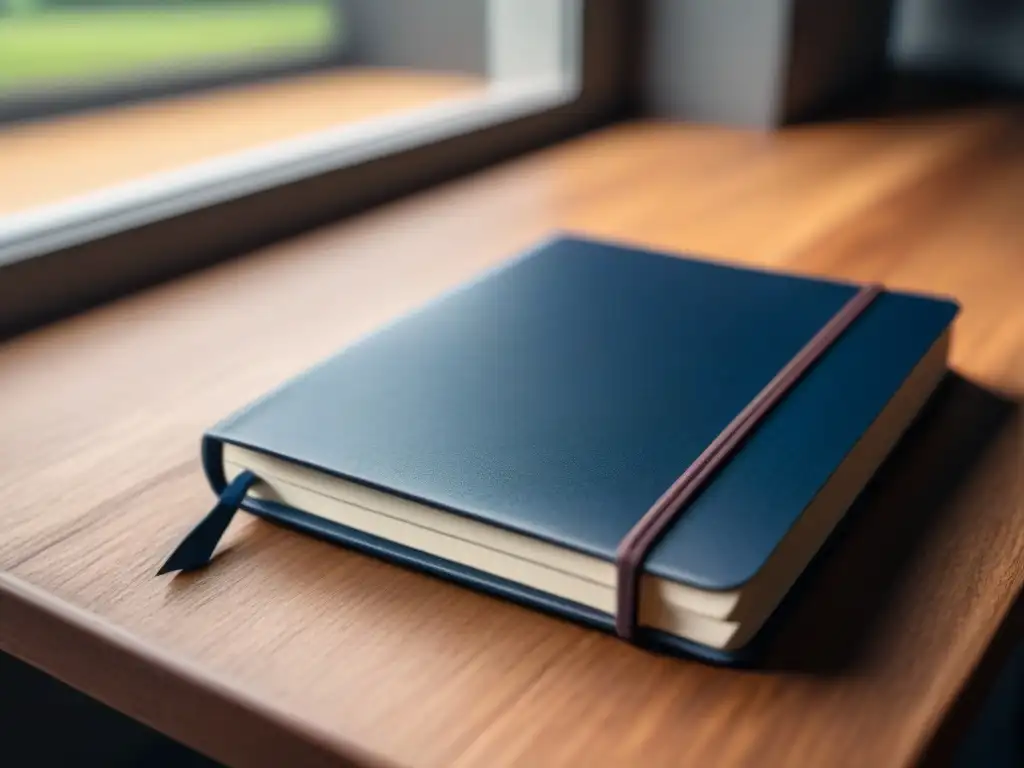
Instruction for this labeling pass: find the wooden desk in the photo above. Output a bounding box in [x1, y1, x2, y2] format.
[1, 107, 1022, 767]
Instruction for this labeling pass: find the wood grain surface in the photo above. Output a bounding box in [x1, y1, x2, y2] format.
[1, 105, 1022, 768]
[0, 67, 483, 215]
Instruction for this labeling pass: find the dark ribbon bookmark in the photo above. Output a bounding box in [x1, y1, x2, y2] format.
[157, 470, 259, 575]
[614, 283, 883, 641]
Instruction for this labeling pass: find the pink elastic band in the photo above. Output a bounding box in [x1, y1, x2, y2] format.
[614, 283, 883, 640]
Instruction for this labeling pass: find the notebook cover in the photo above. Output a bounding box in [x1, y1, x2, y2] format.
[199, 235, 958, 659]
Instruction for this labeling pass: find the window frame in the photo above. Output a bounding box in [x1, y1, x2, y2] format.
[0, 0, 635, 338]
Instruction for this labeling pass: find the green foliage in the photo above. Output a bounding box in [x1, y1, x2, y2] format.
[0, 2, 336, 89]
[6, 0, 45, 16]
[41, 1, 303, 7]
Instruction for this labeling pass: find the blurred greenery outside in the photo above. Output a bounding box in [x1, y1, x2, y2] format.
[0, 1, 340, 91]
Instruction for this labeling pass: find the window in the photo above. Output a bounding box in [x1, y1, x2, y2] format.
[0, 1, 584, 260]
[0, 0, 630, 337]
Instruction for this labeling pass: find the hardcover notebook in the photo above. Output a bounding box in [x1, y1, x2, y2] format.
[160, 235, 959, 664]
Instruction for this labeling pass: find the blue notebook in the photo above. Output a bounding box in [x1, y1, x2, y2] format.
[161, 235, 958, 664]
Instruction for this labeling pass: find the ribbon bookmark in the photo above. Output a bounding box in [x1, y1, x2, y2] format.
[157, 470, 259, 575]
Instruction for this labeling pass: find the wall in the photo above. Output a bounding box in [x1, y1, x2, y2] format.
[643, 0, 791, 128]
[642, 0, 896, 128]
[342, 0, 487, 75]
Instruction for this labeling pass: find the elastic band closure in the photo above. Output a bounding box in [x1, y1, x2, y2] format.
[158, 470, 259, 574]
[614, 283, 883, 640]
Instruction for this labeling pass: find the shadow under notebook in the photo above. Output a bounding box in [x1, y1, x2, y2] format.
[163, 373, 1016, 674]
[758, 372, 1018, 675]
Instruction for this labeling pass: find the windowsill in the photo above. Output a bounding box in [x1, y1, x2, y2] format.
[0, 67, 486, 218]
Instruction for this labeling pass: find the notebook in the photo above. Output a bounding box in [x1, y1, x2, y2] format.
[160, 235, 958, 664]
